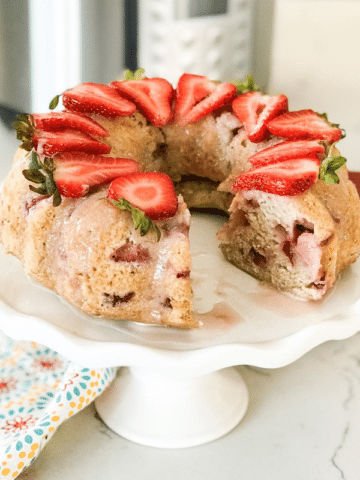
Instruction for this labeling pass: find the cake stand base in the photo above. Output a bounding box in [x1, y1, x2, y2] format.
[95, 366, 249, 448]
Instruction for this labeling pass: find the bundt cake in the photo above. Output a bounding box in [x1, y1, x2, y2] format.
[1, 71, 359, 328]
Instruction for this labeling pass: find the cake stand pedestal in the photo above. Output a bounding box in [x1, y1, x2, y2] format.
[95, 366, 248, 448]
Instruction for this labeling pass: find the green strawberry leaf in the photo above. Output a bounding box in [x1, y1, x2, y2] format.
[322, 171, 340, 184]
[319, 154, 347, 184]
[43, 157, 55, 173]
[29, 184, 48, 195]
[22, 151, 62, 206]
[233, 75, 261, 95]
[22, 169, 46, 184]
[132, 206, 144, 230]
[28, 150, 42, 170]
[45, 175, 57, 195]
[52, 189, 62, 207]
[49, 94, 61, 110]
[12, 114, 36, 152]
[123, 68, 146, 81]
[109, 197, 161, 241]
[326, 155, 347, 171]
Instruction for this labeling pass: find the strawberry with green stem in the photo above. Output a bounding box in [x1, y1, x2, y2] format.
[247, 138, 346, 184]
[22, 151, 140, 206]
[107, 172, 178, 221]
[13, 113, 111, 156]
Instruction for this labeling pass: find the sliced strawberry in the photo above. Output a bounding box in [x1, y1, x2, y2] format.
[53, 153, 140, 198]
[62, 83, 136, 117]
[33, 130, 111, 157]
[107, 172, 178, 220]
[110, 78, 174, 127]
[232, 91, 288, 143]
[173, 73, 237, 125]
[249, 140, 326, 168]
[231, 158, 320, 196]
[33, 112, 109, 137]
[266, 109, 343, 144]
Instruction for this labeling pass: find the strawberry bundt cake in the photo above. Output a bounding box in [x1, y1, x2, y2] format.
[1, 71, 359, 328]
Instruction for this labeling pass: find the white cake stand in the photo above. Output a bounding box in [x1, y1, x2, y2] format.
[1, 213, 360, 448]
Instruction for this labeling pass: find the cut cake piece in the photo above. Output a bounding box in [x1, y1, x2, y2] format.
[217, 165, 360, 300]
[0, 150, 194, 328]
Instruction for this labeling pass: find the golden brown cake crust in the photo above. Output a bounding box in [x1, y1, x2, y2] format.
[310, 165, 360, 273]
[91, 112, 167, 174]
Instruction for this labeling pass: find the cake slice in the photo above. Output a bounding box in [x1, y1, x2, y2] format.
[217, 140, 360, 299]
[0, 149, 194, 328]
[217, 169, 360, 300]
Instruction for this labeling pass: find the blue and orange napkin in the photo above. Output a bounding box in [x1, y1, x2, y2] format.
[0, 331, 116, 478]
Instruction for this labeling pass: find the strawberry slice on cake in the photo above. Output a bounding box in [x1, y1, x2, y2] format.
[53, 153, 140, 198]
[62, 82, 137, 117]
[32, 112, 109, 137]
[107, 172, 178, 220]
[248, 140, 326, 167]
[34, 130, 111, 157]
[14, 113, 111, 156]
[110, 77, 174, 127]
[232, 91, 288, 143]
[266, 109, 343, 143]
[232, 158, 320, 196]
[173, 73, 237, 125]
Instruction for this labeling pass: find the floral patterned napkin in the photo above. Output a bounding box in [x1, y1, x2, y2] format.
[0, 331, 116, 478]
